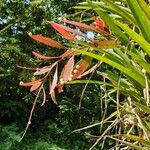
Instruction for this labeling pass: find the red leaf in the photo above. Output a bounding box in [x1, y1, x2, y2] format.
[19, 79, 42, 87]
[34, 66, 51, 75]
[50, 66, 58, 94]
[34, 61, 58, 75]
[63, 55, 75, 82]
[32, 50, 75, 60]
[30, 81, 42, 92]
[48, 21, 84, 37]
[78, 64, 98, 78]
[29, 33, 65, 49]
[61, 18, 99, 32]
[49, 22, 76, 41]
[32, 51, 61, 60]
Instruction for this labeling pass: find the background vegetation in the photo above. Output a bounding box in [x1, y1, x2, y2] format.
[1, 0, 150, 150]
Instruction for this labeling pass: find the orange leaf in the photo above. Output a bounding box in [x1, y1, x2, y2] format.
[49, 22, 76, 41]
[93, 16, 108, 31]
[63, 55, 75, 82]
[61, 18, 99, 32]
[30, 81, 42, 92]
[48, 21, 84, 37]
[32, 50, 75, 60]
[19, 79, 42, 87]
[32, 51, 61, 60]
[29, 33, 65, 49]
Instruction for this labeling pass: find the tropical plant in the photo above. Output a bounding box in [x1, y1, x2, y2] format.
[19, 0, 150, 149]
[72, 0, 150, 149]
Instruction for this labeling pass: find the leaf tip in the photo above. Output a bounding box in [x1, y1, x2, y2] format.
[19, 81, 24, 85]
[28, 32, 32, 36]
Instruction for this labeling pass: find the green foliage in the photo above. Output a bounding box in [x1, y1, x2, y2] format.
[0, 124, 21, 150]
[1, 0, 106, 150]
[73, 0, 150, 149]
[3, 0, 150, 149]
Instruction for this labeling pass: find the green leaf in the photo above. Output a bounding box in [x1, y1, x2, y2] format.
[74, 49, 145, 87]
[116, 134, 150, 147]
[115, 21, 150, 56]
[128, 51, 150, 74]
[126, 0, 150, 42]
[137, 0, 150, 21]
[103, 0, 136, 24]
[66, 79, 113, 87]
[87, 0, 129, 45]
[103, 71, 141, 100]
[134, 102, 150, 115]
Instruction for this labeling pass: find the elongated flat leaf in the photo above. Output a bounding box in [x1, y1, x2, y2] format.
[34, 61, 58, 76]
[103, 0, 136, 24]
[32, 51, 61, 60]
[50, 90, 57, 104]
[78, 64, 97, 78]
[34, 66, 50, 75]
[61, 18, 99, 32]
[29, 34, 65, 49]
[126, 0, 150, 42]
[63, 55, 75, 82]
[72, 6, 91, 10]
[134, 102, 150, 115]
[41, 86, 46, 106]
[66, 80, 113, 87]
[89, 40, 120, 49]
[48, 21, 84, 37]
[111, 136, 145, 150]
[137, 0, 150, 21]
[74, 49, 145, 86]
[75, 1, 133, 24]
[49, 81, 57, 104]
[19, 79, 42, 87]
[128, 51, 150, 74]
[115, 21, 150, 55]
[30, 81, 42, 92]
[116, 134, 150, 147]
[50, 66, 58, 94]
[49, 22, 77, 41]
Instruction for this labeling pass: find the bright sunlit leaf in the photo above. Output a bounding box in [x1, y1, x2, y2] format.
[49, 21, 77, 41]
[29, 33, 66, 49]
[30, 81, 42, 92]
[63, 55, 75, 82]
[19, 79, 42, 87]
